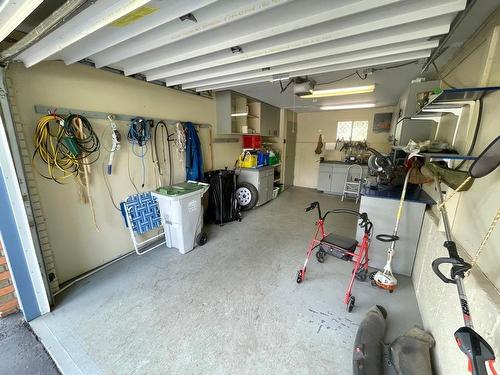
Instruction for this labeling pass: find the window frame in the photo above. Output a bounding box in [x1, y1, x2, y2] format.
[336, 120, 369, 141]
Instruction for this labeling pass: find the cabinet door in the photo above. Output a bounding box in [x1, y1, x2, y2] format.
[257, 182, 268, 206]
[256, 171, 266, 206]
[261, 103, 280, 136]
[267, 172, 274, 201]
[215, 91, 232, 134]
[317, 171, 331, 192]
[331, 170, 347, 194]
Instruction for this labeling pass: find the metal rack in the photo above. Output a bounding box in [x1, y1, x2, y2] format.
[395, 86, 500, 162]
[411, 86, 500, 120]
[34, 105, 211, 128]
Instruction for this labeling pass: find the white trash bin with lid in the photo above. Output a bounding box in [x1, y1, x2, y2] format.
[152, 181, 209, 254]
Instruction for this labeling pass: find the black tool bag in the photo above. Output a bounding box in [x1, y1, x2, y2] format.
[204, 169, 241, 225]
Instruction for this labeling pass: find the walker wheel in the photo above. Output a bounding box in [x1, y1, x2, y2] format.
[371, 280, 377, 287]
[347, 296, 355, 313]
[296, 270, 303, 284]
[355, 269, 368, 281]
[389, 289, 394, 294]
[316, 250, 326, 263]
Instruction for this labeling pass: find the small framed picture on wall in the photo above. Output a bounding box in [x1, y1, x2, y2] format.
[373, 112, 392, 133]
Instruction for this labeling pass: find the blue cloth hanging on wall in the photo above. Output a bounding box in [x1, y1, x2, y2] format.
[185, 122, 203, 181]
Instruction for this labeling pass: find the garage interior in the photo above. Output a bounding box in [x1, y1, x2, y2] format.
[0, 1, 499, 374]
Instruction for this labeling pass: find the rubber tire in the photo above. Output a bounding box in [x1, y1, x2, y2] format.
[296, 270, 303, 284]
[355, 269, 368, 281]
[196, 232, 208, 246]
[316, 250, 326, 263]
[347, 296, 355, 312]
[236, 182, 258, 211]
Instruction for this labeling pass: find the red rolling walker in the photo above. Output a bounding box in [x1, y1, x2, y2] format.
[296, 201, 373, 312]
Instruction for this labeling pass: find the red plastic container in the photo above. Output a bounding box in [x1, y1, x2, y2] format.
[242, 135, 262, 149]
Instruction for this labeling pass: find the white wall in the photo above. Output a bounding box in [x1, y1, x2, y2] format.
[293, 106, 394, 188]
[7, 61, 241, 283]
[413, 9, 500, 375]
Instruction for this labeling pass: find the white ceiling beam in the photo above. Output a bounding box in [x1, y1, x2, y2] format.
[92, 0, 296, 69]
[18, 0, 154, 68]
[0, 0, 43, 43]
[151, 16, 451, 83]
[59, 0, 217, 65]
[192, 51, 431, 92]
[147, 14, 453, 81]
[117, 0, 400, 75]
[124, 0, 465, 76]
[177, 39, 438, 89]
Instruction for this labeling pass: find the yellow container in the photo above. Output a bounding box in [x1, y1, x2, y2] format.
[239, 152, 257, 168]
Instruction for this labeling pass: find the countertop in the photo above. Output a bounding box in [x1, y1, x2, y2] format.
[320, 160, 368, 166]
[361, 184, 435, 205]
[238, 163, 281, 171]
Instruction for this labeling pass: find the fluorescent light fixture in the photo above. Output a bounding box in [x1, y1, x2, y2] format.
[231, 112, 248, 117]
[301, 84, 375, 98]
[320, 103, 376, 111]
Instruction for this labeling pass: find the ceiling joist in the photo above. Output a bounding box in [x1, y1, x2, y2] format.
[90, 0, 292, 69]
[7, 0, 466, 94]
[118, 0, 399, 75]
[0, 0, 43, 44]
[180, 40, 438, 89]
[154, 17, 450, 85]
[192, 51, 433, 92]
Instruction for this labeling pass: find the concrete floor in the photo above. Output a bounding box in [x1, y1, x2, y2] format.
[0, 312, 59, 375]
[31, 187, 422, 374]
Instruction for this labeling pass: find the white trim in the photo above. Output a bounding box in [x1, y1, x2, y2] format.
[0, 67, 50, 316]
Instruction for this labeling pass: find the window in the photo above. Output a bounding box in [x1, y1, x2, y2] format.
[336, 120, 368, 141]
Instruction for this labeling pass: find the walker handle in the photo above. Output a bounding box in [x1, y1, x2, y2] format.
[305, 202, 318, 212]
[305, 202, 321, 220]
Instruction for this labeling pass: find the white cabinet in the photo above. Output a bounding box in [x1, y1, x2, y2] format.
[238, 166, 276, 206]
[215, 91, 280, 136]
[317, 170, 331, 192]
[317, 163, 368, 195]
[260, 102, 280, 137]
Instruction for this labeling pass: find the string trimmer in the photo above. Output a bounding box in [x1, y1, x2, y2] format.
[425, 135, 499, 375]
[370, 157, 429, 293]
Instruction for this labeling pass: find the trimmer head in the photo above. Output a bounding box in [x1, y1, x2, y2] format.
[372, 270, 398, 292]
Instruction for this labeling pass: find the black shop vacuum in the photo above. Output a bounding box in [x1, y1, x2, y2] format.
[204, 168, 242, 225]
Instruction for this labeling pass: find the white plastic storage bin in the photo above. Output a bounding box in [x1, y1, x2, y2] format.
[152, 182, 209, 254]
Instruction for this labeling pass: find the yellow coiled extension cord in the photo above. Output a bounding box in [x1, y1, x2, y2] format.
[32, 114, 79, 183]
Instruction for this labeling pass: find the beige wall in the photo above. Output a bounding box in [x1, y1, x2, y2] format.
[293, 106, 393, 188]
[7, 61, 240, 283]
[413, 9, 500, 375]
